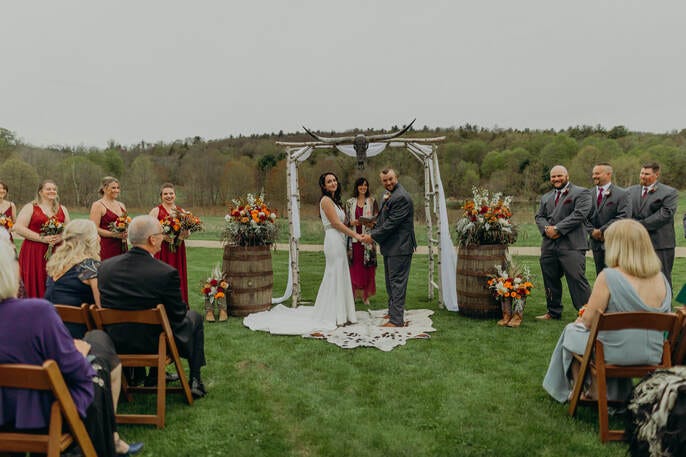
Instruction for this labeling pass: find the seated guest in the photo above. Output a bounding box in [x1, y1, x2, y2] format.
[543, 219, 671, 403]
[45, 219, 102, 338]
[0, 239, 142, 457]
[98, 215, 207, 398]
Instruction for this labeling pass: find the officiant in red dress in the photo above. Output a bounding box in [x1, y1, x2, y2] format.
[345, 177, 378, 305]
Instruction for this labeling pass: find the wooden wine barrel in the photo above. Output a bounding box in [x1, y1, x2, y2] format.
[223, 244, 273, 317]
[456, 244, 508, 319]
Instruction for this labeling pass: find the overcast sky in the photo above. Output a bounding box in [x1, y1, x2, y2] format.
[2, 0, 685, 148]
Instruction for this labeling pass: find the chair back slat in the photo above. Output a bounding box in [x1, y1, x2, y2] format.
[54, 303, 94, 331]
[0, 360, 97, 457]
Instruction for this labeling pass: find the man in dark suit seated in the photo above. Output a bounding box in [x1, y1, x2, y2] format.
[98, 215, 207, 398]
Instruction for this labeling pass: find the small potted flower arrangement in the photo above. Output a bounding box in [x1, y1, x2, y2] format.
[487, 262, 534, 328]
[201, 265, 230, 322]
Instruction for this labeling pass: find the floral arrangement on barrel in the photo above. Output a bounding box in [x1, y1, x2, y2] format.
[108, 213, 132, 249]
[201, 265, 229, 322]
[223, 193, 278, 246]
[160, 209, 203, 252]
[455, 187, 517, 247]
[40, 216, 64, 259]
[487, 262, 534, 328]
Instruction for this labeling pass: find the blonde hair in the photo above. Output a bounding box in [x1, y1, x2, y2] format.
[0, 239, 20, 299]
[99, 176, 120, 196]
[46, 219, 101, 278]
[34, 179, 60, 214]
[604, 219, 662, 278]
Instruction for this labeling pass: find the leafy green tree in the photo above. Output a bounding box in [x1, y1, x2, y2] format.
[123, 155, 159, 208]
[539, 135, 578, 170]
[0, 157, 40, 204]
[54, 156, 104, 207]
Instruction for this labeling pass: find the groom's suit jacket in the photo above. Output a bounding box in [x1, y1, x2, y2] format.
[371, 183, 416, 256]
[98, 246, 195, 354]
[588, 183, 631, 252]
[628, 182, 678, 250]
[535, 183, 592, 254]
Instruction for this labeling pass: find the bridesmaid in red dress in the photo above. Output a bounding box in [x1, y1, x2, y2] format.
[13, 180, 70, 298]
[89, 176, 128, 260]
[345, 177, 379, 305]
[149, 183, 190, 303]
[0, 181, 17, 241]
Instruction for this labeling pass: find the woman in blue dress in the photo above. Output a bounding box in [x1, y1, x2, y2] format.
[543, 219, 671, 403]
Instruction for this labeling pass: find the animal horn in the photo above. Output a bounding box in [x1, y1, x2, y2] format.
[367, 119, 416, 141]
[302, 126, 355, 144]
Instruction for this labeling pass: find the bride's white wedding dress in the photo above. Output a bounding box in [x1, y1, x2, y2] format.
[243, 199, 357, 335]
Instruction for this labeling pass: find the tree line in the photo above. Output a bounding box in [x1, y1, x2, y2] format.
[1, 124, 685, 213]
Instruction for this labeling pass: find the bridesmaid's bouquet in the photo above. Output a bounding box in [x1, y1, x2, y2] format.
[159, 214, 182, 253]
[223, 193, 278, 247]
[0, 214, 13, 231]
[108, 213, 132, 249]
[178, 209, 203, 235]
[40, 216, 64, 259]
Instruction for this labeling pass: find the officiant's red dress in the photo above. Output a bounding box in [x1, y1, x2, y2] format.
[19, 204, 66, 298]
[154, 205, 189, 303]
[349, 205, 376, 300]
[98, 204, 128, 260]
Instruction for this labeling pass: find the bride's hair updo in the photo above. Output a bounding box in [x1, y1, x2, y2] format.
[319, 172, 342, 207]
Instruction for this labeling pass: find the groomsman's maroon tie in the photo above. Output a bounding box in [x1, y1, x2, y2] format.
[642, 187, 648, 198]
[597, 187, 603, 206]
[554, 190, 561, 206]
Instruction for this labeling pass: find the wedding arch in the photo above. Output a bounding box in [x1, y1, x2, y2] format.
[271, 133, 459, 312]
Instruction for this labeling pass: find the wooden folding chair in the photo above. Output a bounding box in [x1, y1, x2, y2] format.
[91, 304, 194, 428]
[568, 311, 679, 442]
[0, 360, 97, 457]
[671, 307, 686, 366]
[54, 303, 95, 332]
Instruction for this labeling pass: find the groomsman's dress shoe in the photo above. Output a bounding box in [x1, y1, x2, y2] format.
[190, 378, 207, 399]
[535, 313, 560, 320]
[117, 442, 144, 457]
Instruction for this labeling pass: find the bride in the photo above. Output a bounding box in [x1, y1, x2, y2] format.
[244, 172, 364, 335]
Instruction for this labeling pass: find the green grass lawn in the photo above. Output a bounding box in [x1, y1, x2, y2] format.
[111, 248, 685, 457]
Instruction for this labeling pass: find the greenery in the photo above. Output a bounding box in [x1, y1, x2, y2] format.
[3, 124, 686, 217]
[106, 246, 681, 457]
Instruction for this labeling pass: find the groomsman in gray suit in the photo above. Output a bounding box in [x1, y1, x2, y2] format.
[535, 165, 592, 320]
[588, 163, 631, 275]
[628, 162, 678, 288]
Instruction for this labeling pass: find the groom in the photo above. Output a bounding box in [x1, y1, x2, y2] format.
[361, 168, 416, 327]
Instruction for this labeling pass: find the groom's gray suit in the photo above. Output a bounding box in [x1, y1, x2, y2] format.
[370, 183, 416, 326]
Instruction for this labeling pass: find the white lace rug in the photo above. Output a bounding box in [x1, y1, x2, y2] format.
[304, 308, 435, 351]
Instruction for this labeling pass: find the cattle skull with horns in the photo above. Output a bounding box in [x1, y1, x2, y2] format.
[302, 119, 416, 169]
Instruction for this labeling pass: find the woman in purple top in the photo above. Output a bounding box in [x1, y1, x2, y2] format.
[0, 239, 142, 456]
